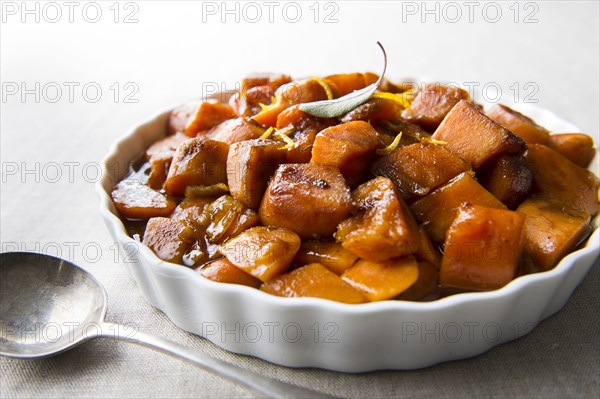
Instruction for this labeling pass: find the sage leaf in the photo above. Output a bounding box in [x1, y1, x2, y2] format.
[298, 42, 387, 118]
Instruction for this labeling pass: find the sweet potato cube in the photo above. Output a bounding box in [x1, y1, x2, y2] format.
[478, 155, 533, 209]
[486, 104, 549, 144]
[294, 241, 358, 275]
[338, 97, 404, 125]
[207, 117, 266, 144]
[397, 261, 439, 301]
[218, 226, 300, 282]
[226, 139, 285, 210]
[410, 172, 506, 242]
[240, 72, 292, 93]
[525, 144, 599, 215]
[415, 226, 441, 268]
[261, 263, 367, 304]
[183, 100, 236, 137]
[164, 138, 229, 197]
[371, 142, 470, 200]
[311, 121, 382, 187]
[324, 73, 369, 97]
[205, 195, 259, 244]
[145, 132, 189, 161]
[168, 102, 199, 134]
[432, 100, 525, 168]
[341, 256, 419, 301]
[516, 196, 591, 271]
[111, 180, 176, 220]
[171, 197, 213, 234]
[440, 204, 525, 291]
[259, 164, 353, 239]
[336, 177, 420, 261]
[143, 217, 196, 264]
[546, 133, 596, 168]
[401, 83, 470, 130]
[200, 258, 262, 288]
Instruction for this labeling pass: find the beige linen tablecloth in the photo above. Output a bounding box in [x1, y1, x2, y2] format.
[1, 1, 599, 398]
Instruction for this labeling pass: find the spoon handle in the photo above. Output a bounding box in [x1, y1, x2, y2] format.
[99, 322, 335, 398]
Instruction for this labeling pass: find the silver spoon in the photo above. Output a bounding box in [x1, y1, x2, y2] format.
[0, 252, 334, 399]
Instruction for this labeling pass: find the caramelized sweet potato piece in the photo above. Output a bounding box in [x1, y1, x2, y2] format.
[276, 105, 335, 163]
[410, 172, 506, 242]
[311, 121, 382, 187]
[142, 217, 196, 264]
[219, 226, 300, 282]
[183, 100, 236, 137]
[440, 204, 525, 291]
[324, 73, 371, 97]
[111, 180, 176, 220]
[252, 79, 330, 127]
[164, 138, 229, 197]
[516, 196, 591, 271]
[240, 73, 292, 93]
[477, 155, 532, 209]
[205, 195, 259, 244]
[207, 117, 265, 144]
[229, 85, 274, 118]
[397, 261, 439, 301]
[260, 164, 353, 239]
[293, 241, 358, 275]
[371, 142, 470, 200]
[525, 144, 599, 215]
[415, 226, 441, 268]
[432, 100, 525, 168]
[341, 255, 419, 302]
[145, 133, 190, 189]
[336, 177, 420, 261]
[486, 104, 549, 144]
[401, 83, 470, 130]
[338, 97, 403, 125]
[546, 133, 596, 168]
[171, 197, 214, 235]
[200, 258, 262, 288]
[227, 139, 285, 210]
[168, 102, 198, 134]
[261, 263, 367, 304]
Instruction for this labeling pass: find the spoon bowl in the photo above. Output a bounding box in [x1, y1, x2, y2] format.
[0, 252, 333, 399]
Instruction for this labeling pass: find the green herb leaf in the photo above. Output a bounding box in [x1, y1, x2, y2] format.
[298, 42, 388, 118]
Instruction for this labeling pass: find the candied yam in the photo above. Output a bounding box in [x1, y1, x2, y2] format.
[171, 197, 213, 234]
[486, 104, 549, 144]
[259, 164, 353, 239]
[432, 100, 525, 168]
[145, 132, 189, 161]
[440, 204, 525, 291]
[397, 261, 439, 301]
[142, 217, 196, 264]
[218, 226, 300, 282]
[147, 156, 170, 190]
[164, 138, 229, 197]
[341, 256, 419, 302]
[207, 117, 266, 144]
[324, 73, 369, 97]
[336, 177, 420, 261]
[525, 144, 599, 215]
[168, 102, 198, 134]
[261, 263, 367, 304]
[183, 100, 236, 137]
[401, 83, 470, 130]
[205, 195, 259, 244]
[477, 155, 533, 209]
[229, 85, 274, 118]
[546, 133, 596, 168]
[252, 79, 330, 127]
[410, 172, 506, 242]
[311, 121, 382, 187]
[338, 97, 404, 125]
[240, 73, 292, 93]
[294, 241, 358, 275]
[226, 139, 286, 210]
[415, 226, 441, 268]
[516, 196, 591, 271]
[200, 258, 262, 288]
[111, 180, 176, 220]
[371, 142, 470, 200]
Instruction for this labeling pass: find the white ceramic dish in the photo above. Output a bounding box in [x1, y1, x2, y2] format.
[97, 94, 599, 372]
